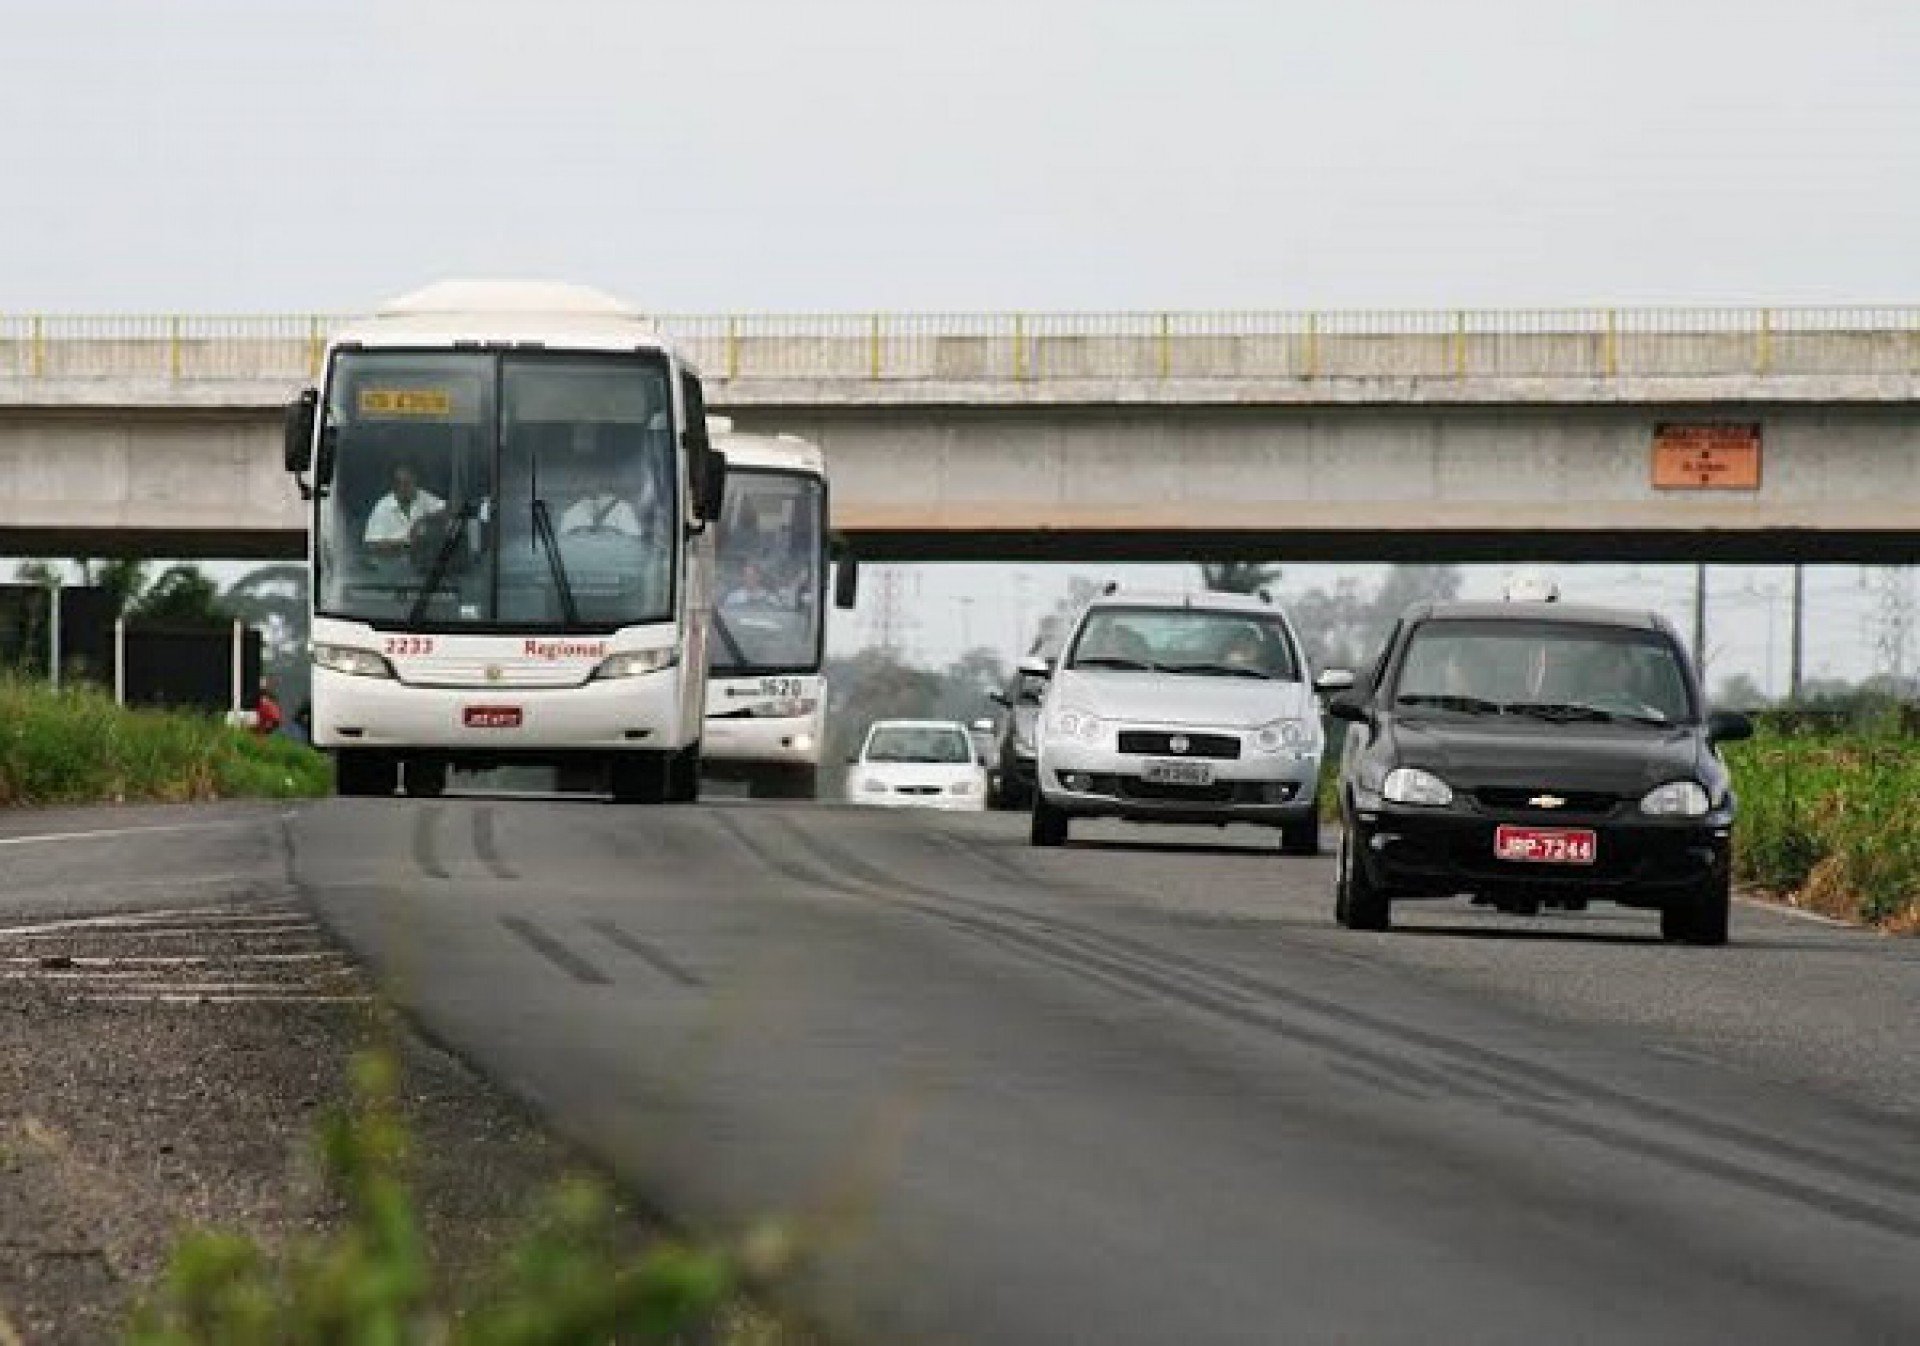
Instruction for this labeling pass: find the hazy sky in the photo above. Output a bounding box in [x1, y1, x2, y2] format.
[3, 0, 1917, 311]
[6, 0, 1915, 692]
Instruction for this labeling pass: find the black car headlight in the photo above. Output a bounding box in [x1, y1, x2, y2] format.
[1640, 780, 1710, 818]
[1382, 767, 1454, 807]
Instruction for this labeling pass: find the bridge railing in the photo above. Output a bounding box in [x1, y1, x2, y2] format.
[3, 308, 1918, 383]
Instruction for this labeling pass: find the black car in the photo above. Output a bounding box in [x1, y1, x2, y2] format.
[985, 656, 1050, 810]
[1326, 600, 1752, 944]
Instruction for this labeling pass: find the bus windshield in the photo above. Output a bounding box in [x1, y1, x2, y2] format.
[315, 349, 679, 631]
[712, 469, 824, 673]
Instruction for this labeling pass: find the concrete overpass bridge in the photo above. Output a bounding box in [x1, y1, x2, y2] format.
[2, 307, 1918, 562]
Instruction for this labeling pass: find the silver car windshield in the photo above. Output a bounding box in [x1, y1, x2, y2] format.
[1066, 607, 1302, 681]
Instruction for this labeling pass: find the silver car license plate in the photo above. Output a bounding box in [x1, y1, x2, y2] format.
[1142, 759, 1214, 786]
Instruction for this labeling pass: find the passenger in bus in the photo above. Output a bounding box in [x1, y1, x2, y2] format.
[363, 464, 446, 555]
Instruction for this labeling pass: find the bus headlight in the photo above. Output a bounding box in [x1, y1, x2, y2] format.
[312, 644, 395, 680]
[592, 649, 679, 680]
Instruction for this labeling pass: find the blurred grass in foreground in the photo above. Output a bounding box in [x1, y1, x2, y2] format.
[1728, 722, 1920, 933]
[0, 676, 329, 806]
[124, 1052, 780, 1346]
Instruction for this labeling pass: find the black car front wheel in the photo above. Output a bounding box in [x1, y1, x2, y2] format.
[1280, 810, 1321, 857]
[1334, 828, 1392, 931]
[1030, 796, 1070, 847]
[1661, 871, 1731, 946]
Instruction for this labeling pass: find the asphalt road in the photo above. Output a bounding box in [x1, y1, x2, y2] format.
[48, 798, 1920, 1344]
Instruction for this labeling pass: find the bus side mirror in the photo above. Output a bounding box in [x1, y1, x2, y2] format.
[284, 389, 318, 499]
[698, 447, 728, 522]
[834, 552, 860, 609]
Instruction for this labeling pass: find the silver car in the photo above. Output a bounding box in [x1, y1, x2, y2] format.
[1030, 589, 1342, 853]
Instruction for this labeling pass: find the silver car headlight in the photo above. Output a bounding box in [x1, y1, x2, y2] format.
[1252, 718, 1315, 754]
[1049, 706, 1107, 744]
[1640, 780, 1710, 818]
[312, 643, 395, 680]
[592, 648, 679, 680]
[1383, 767, 1454, 807]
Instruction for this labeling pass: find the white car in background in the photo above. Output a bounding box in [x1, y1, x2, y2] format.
[845, 720, 989, 811]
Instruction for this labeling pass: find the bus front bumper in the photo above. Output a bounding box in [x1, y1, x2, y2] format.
[312, 665, 693, 753]
[702, 712, 822, 765]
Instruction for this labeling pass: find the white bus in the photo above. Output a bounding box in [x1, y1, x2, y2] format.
[703, 419, 832, 798]
[282, 280, 727, 803]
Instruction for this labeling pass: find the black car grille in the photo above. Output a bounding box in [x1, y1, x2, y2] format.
[1474, 788, 1623, 818]
[1116, 731, 1242, 760]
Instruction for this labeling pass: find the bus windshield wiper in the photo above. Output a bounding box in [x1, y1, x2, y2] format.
[406, 500, 475, 626]
[1074, 655, 1159, 672]
[530, 497, 580, 627]
[711, 609, 749, 665]
[1395, 693, 1507, 715]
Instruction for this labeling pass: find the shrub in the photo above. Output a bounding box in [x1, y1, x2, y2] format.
[1726, 724, 1920, 931]
[125, 1054, 738, 1346]
[0, 677, 328, 807]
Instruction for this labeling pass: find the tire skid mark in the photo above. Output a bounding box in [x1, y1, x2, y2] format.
[706, 810, 851, 893]
[586, 920, 704, 989]
[472, 808, 519, 882]
[498, 916, 609, 986]
[763, 815, 1920, 1234]
[769, 817, 1520, 1100]
[412, 807, 449, 881]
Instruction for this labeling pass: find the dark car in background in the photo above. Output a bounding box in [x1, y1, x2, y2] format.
[1327, 600, 1752, 943]
[985, 656, 1050, 809]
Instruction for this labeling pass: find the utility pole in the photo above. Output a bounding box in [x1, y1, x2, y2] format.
[1788, 564, 1805, 703]
[1691, 564, 1708, 674]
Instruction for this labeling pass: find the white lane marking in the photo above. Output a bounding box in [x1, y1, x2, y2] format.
[0, 906, 302, 937]
[77, 994, 372, 1005]
[0, 919, 317, 940]
[2, 965, 355, 981]
[0, 818, 264, 850]
[1734, 894, 1860, 929]
[0, 952, 343, 967]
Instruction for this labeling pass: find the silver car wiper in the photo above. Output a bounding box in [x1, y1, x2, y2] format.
[1168, 661, 1273, 680]
[1074, 655, 1160, 672]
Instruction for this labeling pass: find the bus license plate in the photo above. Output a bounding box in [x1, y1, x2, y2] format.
[463, 706, 523, 729]
[1495, 825, 1596, 865]
[1142, 759, 1214, 787]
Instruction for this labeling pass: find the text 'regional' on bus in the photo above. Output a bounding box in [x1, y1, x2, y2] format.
[282, 280, 727, 804]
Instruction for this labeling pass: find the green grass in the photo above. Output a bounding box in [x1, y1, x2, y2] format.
[1726, 723, 1920, 932]
[0, 677, 330, 807]
[125, 1053, 746, 1346]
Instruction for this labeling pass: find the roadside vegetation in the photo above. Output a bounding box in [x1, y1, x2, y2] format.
[125, 1053, 777, 1346]
[1727, 720, 1920, 933]
[0, 677, 328, 807]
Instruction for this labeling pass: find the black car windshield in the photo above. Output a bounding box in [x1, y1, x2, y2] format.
[1066, 607, 1301, 680]
[1393, 619, 1695, 724]
[865, 725, 975, 764]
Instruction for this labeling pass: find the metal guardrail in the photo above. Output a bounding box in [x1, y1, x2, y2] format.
[2, 308, 1918, 382]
